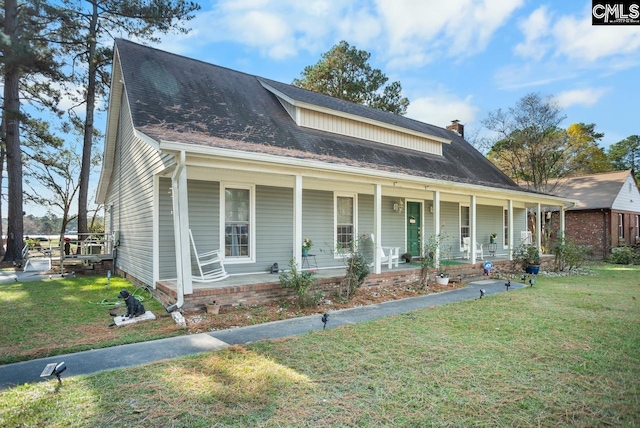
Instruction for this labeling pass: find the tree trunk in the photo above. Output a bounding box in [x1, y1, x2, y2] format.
[0, 140, 6, 257]
[2, 0, 25, 262]
[77, 1, 99, 236]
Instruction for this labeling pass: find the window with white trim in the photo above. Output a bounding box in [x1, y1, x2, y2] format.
[460, 205, 470, 246]
[336, 195, 356, 251]
[635, 215, 639, 238]
[503, 209, 509, 247]
[222, 185, 254, 260]
[618, 213, 624, 238]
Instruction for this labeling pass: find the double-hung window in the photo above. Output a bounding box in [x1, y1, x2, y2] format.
[222, 185, 254, 261]
[460, 206, 470, 247]
[336, 195, 355, 251]
[503, 209, 509, 247]
[619, 213, 624, 238]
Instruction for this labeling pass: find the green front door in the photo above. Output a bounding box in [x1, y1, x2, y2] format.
[406, 202, 421, 257]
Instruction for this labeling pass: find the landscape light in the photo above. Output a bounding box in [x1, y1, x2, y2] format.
[40, 362, 67, 384]
[321, 313, 329, 330]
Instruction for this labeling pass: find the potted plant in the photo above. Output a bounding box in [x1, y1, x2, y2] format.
[420, 229, 453, 286]
[514, 244, 541, 274]
[205, 300, 221, 314]
[302, 237, 313, 256]
[490, 233, 497, 244]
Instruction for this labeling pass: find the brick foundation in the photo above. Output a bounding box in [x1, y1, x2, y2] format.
[154, 257, 553, 311]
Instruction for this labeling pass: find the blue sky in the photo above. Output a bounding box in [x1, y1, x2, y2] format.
[150, 0, 638, 149]
[23, 0, 640, 218]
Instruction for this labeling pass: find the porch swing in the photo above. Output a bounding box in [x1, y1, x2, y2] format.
[188, 230, 229, 282]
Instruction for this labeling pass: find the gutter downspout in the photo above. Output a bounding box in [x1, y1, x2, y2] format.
[167, 151, 192, 312]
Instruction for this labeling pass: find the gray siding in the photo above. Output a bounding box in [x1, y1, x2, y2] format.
[106, 93, 167, 286]
[158, 177, 176, 279]
[254, 185, 294, 273]
[514, 208, 527, 245]
[358, 194, 374, 239]
[302, 189, 336, 268]
[477, 205, 504, 247]
[381, 196, 405, 250]
[439, 201, 463, 258]
[187, 180, 220, 276]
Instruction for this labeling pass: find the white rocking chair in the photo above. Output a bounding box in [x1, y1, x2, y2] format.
[475, 242, 484, 260]
[369, 234, 399, 269]
[189, 230, 229, 282]
[462, 237, 483, 260]
[462, 237, 470, 259]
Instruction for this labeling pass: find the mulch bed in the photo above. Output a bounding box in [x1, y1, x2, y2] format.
[184, 280, 465, 333]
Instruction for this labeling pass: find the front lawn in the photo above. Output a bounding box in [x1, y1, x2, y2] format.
[0, 276, 184, 364]
[1, 265, 638, 426]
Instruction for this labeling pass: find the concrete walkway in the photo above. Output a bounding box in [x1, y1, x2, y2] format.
[0, 278, 525, 390]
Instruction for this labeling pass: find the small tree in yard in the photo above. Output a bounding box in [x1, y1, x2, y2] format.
[552, 233, 591, 271]
[416, 231, 453, 289]
[336, 236, 371, 299]
[279, 259, 319, 308]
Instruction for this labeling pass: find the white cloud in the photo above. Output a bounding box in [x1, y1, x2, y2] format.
[513, 4, 640, 64]
[555, 87, 609, 108]
[406, 93, 478, 128]
[158, 0, 368, 60]
[514, 6, 552, 60]
[552, 14, 640, 62]
[378, 0, 524, 69]
[159, 0, 523, 65]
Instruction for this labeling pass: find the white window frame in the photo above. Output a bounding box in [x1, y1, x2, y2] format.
[460, 205, 470, 249]
[618, 213, 624, 238]
[220, 183, 256, 264]
[334, 193, 358, 257]
[503, 209, 509, 249]
[636, 215, 639, 238]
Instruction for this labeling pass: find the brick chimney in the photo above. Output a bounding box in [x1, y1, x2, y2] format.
[446, 120, 464, 138]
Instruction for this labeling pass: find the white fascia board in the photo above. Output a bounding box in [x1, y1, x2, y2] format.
[96, 49, 124, 203]
[134, 129, 160, 151]
[258, 80, 451, 145]
[159, 139, 575, 207]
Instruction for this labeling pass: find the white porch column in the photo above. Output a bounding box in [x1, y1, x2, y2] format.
[470, 195, 477, 264]
[433, 190, 441, 266]
[536, 203, 542, 251]
[373, 184, 382, 274]
[294, 175, 303, 268]
[508, 199, 514, 260]
[172, 151, 193, 302]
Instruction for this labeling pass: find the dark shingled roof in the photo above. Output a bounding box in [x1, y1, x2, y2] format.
[115, 39, 524, 191]
[548, 170, 633, 210]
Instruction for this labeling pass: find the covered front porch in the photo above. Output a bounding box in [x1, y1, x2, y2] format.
[154, 253, 540, 311]
[154, 146, 571, 312]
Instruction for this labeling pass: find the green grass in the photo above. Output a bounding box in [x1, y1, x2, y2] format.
[1, 265, 639, 426]
[0, 275, 185, 364]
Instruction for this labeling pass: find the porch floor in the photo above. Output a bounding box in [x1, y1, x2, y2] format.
[155, 253, 516, 310]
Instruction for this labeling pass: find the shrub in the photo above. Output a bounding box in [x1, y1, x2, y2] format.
[552, 234, 591, 271]
[415, 231, 453, 289]
[340, 251, 370, 299]
[279, 259, 319, 308]
[512, 244, 540, 271]
[609, 246, 638, 265]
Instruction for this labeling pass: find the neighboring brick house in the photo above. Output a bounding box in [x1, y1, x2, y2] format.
[545, 170, 640, 259]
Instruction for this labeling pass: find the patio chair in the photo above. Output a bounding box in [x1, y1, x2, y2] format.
[369, 234, 399, 269]
[189, 230, 229, 282]
[475, 242, 484, 260]
[462, 237, 470, 259]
